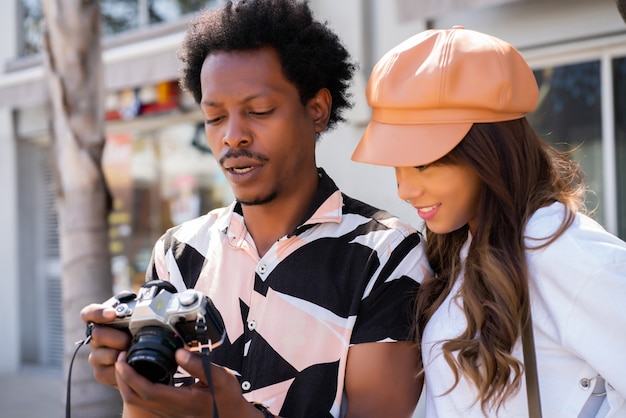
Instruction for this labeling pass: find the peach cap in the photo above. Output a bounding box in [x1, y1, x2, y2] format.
[352, 26, 539, 167]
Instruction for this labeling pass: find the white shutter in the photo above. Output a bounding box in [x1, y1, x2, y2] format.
[43, 157, 64, 368]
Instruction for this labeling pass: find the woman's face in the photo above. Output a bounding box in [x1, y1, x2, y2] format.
[396, 161, 483, 234]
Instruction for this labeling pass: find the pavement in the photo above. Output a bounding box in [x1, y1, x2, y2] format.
[0, 368, 426, 418]
[0, 367, 64, 418]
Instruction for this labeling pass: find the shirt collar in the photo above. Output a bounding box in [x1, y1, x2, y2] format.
[217, 168, 343, 237]
[293, 168, 343, 235]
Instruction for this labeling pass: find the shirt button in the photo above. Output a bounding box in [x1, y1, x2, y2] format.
[579, 378, 591, 390]
[258, 264, 267, 274]
[241, 381, 251, 391]
[248, 320, 256, 331]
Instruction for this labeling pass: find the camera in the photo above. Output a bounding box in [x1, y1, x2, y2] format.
[101, 280, 226, 384]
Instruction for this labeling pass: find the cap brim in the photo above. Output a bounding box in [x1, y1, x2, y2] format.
[351, 120, 473, 167]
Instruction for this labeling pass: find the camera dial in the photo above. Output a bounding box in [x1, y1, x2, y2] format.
[101, 280, 226, 384]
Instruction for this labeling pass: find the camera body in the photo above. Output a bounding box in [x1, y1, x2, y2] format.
[102, 280, 226, 384]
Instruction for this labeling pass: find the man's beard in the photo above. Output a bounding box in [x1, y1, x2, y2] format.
[237, 190, 278, 206]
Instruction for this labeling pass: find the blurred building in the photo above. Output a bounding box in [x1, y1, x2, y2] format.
[0, 0, 623, 396]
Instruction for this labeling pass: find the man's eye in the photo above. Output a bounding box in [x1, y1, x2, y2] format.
[251, 109, 274, 116]
[414, 164, 430, 171]
[205, 117, 222, 125]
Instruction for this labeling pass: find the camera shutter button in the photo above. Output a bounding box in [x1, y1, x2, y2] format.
[116, 304, 132, 316]
[179, 290, 199, 306]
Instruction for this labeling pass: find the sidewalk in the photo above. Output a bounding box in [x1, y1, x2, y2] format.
[0, 368, 64, 418]
[0, 368, 426, 418]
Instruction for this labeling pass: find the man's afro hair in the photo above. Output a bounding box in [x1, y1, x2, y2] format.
[178, 0, 357, 131]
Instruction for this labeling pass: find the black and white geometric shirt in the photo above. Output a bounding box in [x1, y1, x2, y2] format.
[146, 168, 430, 417]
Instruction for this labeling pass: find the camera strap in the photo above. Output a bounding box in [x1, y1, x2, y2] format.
[69, 324, 221, 418]
[65, 323, 95, 418]
[195, 313, 220, 418]
[200, 349, 220, 418]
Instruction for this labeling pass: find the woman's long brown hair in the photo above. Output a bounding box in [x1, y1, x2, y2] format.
[416, 118, 586, 414]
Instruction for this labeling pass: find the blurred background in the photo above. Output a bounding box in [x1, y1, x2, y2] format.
[0, 0, 625, 416]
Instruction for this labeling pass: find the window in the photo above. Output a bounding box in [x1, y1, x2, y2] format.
[20, 0, 43, 56]
[529, 61, 604, 226]
[148, 0, 212, 24]
[101, 0, 141, 35]
[614, 56, 626, 239]
[100, 0, 213, 35]
[18, 0, 213, 57]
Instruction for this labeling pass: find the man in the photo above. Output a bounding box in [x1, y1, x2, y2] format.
[81, 1, 430, 416]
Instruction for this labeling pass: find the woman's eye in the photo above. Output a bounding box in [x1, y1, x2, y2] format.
[414, 164, 430, 171]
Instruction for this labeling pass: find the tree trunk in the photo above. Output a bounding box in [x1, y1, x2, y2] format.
[42, 0, 122, 416]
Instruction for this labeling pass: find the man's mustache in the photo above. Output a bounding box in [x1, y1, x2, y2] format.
[219, 149, 270, 166]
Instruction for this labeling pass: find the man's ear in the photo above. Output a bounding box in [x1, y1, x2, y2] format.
[308, 88, 332, 133]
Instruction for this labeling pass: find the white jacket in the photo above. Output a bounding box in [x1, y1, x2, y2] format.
[422, 202, 626, 417]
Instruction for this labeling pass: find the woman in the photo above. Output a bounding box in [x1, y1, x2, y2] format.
[352, 26, 626, 417]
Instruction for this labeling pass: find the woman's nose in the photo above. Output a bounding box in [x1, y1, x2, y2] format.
[395, 167, 423, 202]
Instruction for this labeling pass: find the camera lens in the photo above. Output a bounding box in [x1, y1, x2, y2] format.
[126, 326, 184, 384]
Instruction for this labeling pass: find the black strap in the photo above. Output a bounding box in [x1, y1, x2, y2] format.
[200, 349, 220, 418]
[68, 324, 220, 418]
[521, 314, 542, 418]
[66, 324, 94, 418]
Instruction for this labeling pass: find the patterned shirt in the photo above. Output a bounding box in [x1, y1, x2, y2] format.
[146, 169, 430, 417]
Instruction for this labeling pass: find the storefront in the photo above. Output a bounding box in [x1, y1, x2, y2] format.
[11, 73, 239, 368]
[101, 80, 234, 292]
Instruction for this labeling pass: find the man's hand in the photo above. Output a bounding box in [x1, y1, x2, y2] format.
[80, 303, 132, 387]
[116, 349, 264, 418]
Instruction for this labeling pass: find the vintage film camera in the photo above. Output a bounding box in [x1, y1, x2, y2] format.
[102, 280, 226, 384]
